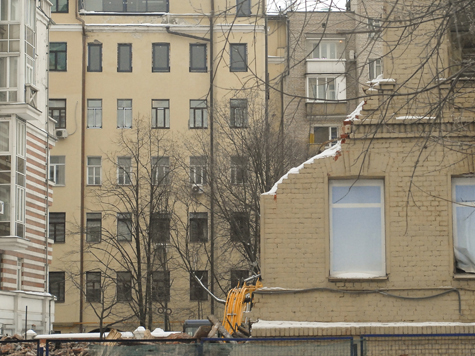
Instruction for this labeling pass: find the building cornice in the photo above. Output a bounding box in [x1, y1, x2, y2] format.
[51, 23, 264, 34]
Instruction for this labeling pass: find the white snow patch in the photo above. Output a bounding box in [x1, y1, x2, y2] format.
[395, 116, 436, 120]
[329, 272, 385, 278]
[263, 142, 341, 196]
[346, 100, 365, 122]
[252, 320, 475, 330]
[151, 328, 181, 338]
[367, 74, 396, 85]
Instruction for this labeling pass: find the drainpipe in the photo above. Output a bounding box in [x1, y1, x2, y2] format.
[263, 0, 270, 191]
[75, 2, 87, 334]
[209, 0, 215, 316]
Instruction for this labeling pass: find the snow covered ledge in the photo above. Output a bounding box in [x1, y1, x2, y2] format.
[263, 142, 342, 197]
[252, 320, 475, 337]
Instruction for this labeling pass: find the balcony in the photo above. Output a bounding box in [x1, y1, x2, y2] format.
[0, 236, 29, 251]
[306, 59, 346, 74]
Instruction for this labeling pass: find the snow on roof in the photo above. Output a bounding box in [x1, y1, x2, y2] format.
[395, 116, 436, 120]
[345, 100, 365, 122]
[263, 142, 341, 196]
[367, 74, 396, 85]
[252, 320, 475, 330]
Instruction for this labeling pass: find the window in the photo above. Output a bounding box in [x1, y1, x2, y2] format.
[190, 44, 207, 72]
[311, 126, 338, 146]
[368, 18, 381, 38]
[307, 76, 346, 101]
[230, 212, 250, 242]
[230, 44, 247, 72]
[236, 0, 251, 16]
[49, 212, 65, 243]
[190, 212, 208, 242]
[117, 272, 132, 302]
[117, 212, 132, 241]
[49, 43, 67, 71]
[150, 212, 170, 244]
[49, 156, 65, 185]
[190, 156, 207, 185]
[152, 100, 170, 128]
[86, 213, 101, 243]
[152, 270, 170, 302]
[87, 43, 102, 72]
[87, 157, 101, 185]
[152, 156, 170, 185]
[310, 42, 337, 59]
[0, 56, 19, 102]
[152, 43, 169, 72]
[86, 271, 101, 303]
[51, 0, 68, 13]
[369, 59, 382, 80]
[80, 0, 169, 12]
[230, 156, 247, 184]
[231, 269, 248, 288]
[189, 100, 208, 129]
[49, 99, 66, 129]
[230, 99, 248, 128]
[117, 156, 132, 185]
[330, 180, 385, 278]
[49, 272, 65, 303]
[453, 178, 475, 273]
[118, 43, 132, 72]
[117, 99, 132, 128]
[190, 270, 208, 301]
[87, 99, 102, 128]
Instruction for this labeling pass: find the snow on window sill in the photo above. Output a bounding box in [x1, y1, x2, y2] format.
[453, 273, 475, 280]
[329, 273, 388, 281]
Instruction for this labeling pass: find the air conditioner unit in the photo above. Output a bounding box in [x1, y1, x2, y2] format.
[55, 129, 68, 138]
[0, 201, 4, 215]
[191, 184, 203, 194]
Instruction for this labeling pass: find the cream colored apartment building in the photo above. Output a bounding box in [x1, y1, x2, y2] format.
[48, 0, 266, 332]
[253, 0, 475, 338]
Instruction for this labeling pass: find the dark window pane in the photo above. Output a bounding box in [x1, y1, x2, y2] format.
[190, 212, 207, 242]
[152, 270, 170, 302]
[49, 212, 65, 243]
[49, 272, 65, 303]
[117, 271, 132, 301]
[86, 272, 101, 303]
[230, 212, 250, 242]
[236, 0, 251, 16]
[230, 269, 248, 288]
[190, 44, 206, 72]
[151, 212, 170, 243]
[152, 43, 169, 72]
[118, 44, 132, 72]
[88, 44, 102, 72]
[230, 44, 247, 72]
[190, 270, 208, 301]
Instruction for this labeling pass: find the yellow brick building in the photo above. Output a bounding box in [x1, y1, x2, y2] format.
[253, 0, 475, 338]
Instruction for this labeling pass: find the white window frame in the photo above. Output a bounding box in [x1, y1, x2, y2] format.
[87, 99, 102, 128]
[152, 156, 170, 185]
[117, 99, 132, 128]
[190, 156, 207, 185]
[50, 156, 65, 186]
[329, 179, 385, 278]
[87, 156, 102, 185]
[152, 99, 170, 129]
[369, 58, 382, 80]
[117, 156, 132, 185]
[452, 177, 475, 273]
[307, 75, 346, 102]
